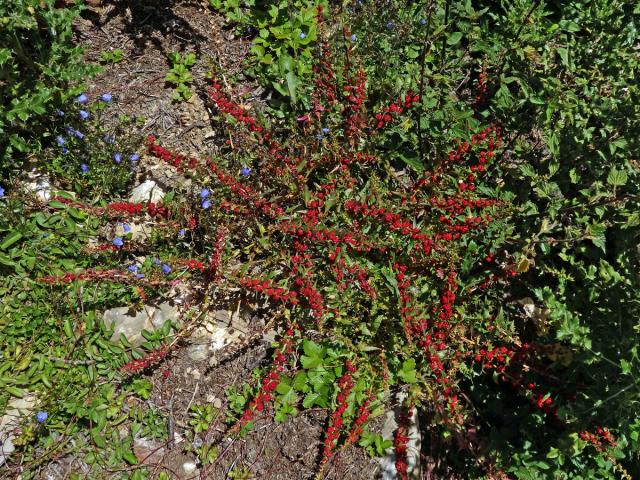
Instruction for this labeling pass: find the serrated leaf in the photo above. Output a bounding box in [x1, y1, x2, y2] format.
[302, 340, 324, 358]
[303, 392, 320, 408]
[300, 355, 322, 369]
[607, 168, 627, 186]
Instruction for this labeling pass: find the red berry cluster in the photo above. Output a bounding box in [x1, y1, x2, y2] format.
[394, 409, 412, 480]
[121, 346, 170, 375]
[238, 326, 297, 426]
[146, 136, 198, 171]
[240, 370, 279, 422]
[344, 200, 434, 255]
[443, 385, 462, 421]
[180, 259, 205, 271]
[475, 65, 488, 105]
[580, 427, 617, 451]
[50, 196, 169, 219]
[313, 41, 338, 107]
[472, 346, 514, 372]
[207, 226, 227, 281]
[395, 263, 422, 344]
[436, 214, 490, 241]
[208, 81, 263, 133]
[280, 222, 375, 253]
[446, 126, 503, 191]
[338, 152, 377, 169]
[429, 195, 500, 215]
[329, 254, 376, 299]
[343, 69, 367, 139]
[146, 137, 284, 219]
[240, 277, 299, 305]
[321, 361, 357, 463]
[345, 397, 373, 444]
[373, 91, 419, 130]
[39, 268, 133, 284]
[293, 275, 325, 322]
[209, 162, 284, 218]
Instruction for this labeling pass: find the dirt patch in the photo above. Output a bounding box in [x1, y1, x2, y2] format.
[75, 0, 254, 156]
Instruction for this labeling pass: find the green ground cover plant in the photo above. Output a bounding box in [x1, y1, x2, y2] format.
[0, 1, 638, 479]
[0, 0, 99, 171]
[165, 51, 197, 102]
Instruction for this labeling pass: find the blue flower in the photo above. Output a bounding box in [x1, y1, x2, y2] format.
[79, 110, 89, 120]
[128, 265, 138, 273]
[81, 164, 89, 173]
[130, 153, 139, 162]
[322, 127, 330, 134]
[351, 34, 357, 42]
[66, 126, 84, 139]
[36, 411, 48, 423]
[162, 264, 171, 274]
[202, 199, 212, 209]
[300, 32, 306, 39]
[55, 109, 65, 117]
[113, 237, 124, 248]
[103, 134, 116, 144]
[56, 136, 65, 146]
[76, 93, 88, 104]
[179, 229, 186, 237]
[241, 167, 251, 177]
[122, 223, 132, 234]
[200, 188, 210, 199]
[154, 258, 161, 265]
[0, 186, 5, 198]
[62, 148, 69, 155]
[114, 153, 122, 163]
[420, 18, 427, 25]
[136, 273, 145, 279]
[101, 93, 113, 102]
[386, 21, 394, 29]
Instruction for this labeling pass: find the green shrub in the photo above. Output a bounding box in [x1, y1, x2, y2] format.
[0, 0, 99, 171]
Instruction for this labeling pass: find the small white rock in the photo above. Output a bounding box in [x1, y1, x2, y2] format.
[183, 461, 198, 474]
[129, 180, 165, 203]
[25, 172, 53, 202]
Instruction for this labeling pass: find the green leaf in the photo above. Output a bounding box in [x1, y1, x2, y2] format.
[607, 168, 628, 186]
[302, 392, 320, 408]
[587, 223, 607, 252]
[398, 152, 424, 172]
[398, 358, 418, 383]
[557, 47, 569, 67]
[291, 371, 308, 391]
[49, 200, 67, 209]
[302, 340, 324, 359]
[276, 382, 291, 395]
[123, 449, 138, 465]
[620, 359, 632, 375]
[447, 32, 463, 45]
[0, 231, 22, 250]
[285, 70, 299, 104]
[300, 355, 322, 369]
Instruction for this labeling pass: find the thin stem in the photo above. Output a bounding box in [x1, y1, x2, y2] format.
[417, 1, 436, 166]
[439, 0, 451, 73]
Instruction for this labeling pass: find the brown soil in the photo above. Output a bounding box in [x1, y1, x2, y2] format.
[67, 2, 385, 479]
